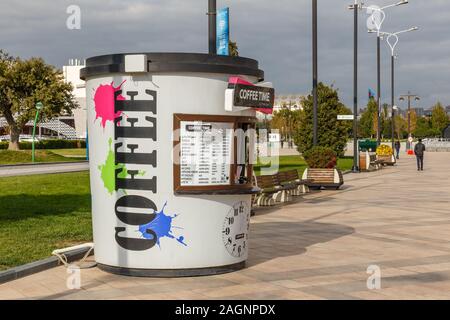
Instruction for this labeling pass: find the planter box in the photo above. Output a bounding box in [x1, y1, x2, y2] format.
[302, 168, 344, 190]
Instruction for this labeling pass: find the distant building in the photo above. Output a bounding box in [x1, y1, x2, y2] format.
[446, 106, 450, 116]
[63, 59, 86, 139]
[412, 107, 425, 117]
[443, 125, 450, 139]
[273, 94, 305, 113]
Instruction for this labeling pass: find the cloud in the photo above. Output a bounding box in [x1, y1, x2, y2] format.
[0, 0, 448, 109]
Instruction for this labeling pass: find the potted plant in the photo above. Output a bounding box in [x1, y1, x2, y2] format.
[302, 146, 344, 190]
[376, 145, 396, 166]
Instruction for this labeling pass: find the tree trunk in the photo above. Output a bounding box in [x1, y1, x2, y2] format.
[8, 125, 21, 150]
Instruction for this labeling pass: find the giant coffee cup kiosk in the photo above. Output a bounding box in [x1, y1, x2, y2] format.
[80, 53, 274, 276]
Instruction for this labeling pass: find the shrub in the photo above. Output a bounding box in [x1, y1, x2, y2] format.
[303, 146, 337, 169]
[0, 139, 86, 150]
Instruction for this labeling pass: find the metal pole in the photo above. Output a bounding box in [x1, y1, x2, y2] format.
[391, 54, 395, 150]
[208, 0, 217, 54]
[377, 35, 381, 146]
[32, 109, 40, 163]
[407, 92, 411, 141]
[352, 0, 359, 172]
[312, 0, 318, 146]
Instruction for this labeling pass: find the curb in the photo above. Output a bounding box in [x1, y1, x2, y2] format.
[0, 247, 94, 285]
[0, 160, 88, 168]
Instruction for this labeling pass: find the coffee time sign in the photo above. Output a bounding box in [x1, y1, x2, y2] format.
[233, 84, 274, 109]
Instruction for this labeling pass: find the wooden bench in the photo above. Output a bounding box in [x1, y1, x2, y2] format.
[302, 168, 344, 190]
[254, 174, 294, 206]
[278, 170, 310, 195]
[360, 152, 383, 171]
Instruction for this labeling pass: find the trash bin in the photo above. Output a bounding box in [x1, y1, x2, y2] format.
[80, 53, 271, 277]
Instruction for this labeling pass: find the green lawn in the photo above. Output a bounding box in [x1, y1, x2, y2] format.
[254, 155, 353, 176]
[49, 148, 87, 158]
[0, 149, 84, 165]
[0, 172, 92, 270]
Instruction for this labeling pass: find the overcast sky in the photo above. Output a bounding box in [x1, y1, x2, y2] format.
[1, 0, 448, 109]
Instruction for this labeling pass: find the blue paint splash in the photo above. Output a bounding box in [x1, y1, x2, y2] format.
[139, 202, 187, 248]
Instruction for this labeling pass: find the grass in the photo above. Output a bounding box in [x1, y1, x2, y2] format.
[0, 172, 92, 271]
[254, 155, 354, 176]
[0, 149, 85, 165]
[49, 148, 87, 158]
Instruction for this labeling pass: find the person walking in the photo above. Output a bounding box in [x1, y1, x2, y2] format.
[414, 139, 426, 171]
[394, 140, 401, 160]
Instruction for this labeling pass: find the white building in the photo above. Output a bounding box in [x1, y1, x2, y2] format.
[63, 59, 86, 139]
[273, 94, 305, 113]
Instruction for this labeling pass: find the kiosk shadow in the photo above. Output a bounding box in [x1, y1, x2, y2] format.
[247, 220, 354, 267]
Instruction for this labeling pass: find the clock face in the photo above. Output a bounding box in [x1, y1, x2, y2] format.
[222, 201, 250, 258]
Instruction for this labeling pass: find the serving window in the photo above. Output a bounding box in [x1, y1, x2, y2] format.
[173, 114, 257, 194]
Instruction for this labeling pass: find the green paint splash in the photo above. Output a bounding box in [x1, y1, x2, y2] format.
[98, 138, 145, 194]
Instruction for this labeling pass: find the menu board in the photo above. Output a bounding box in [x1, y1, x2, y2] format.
[180, 121, 234, 186]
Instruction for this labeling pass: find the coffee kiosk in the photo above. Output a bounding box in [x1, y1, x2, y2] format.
[81, 53, 274, 276]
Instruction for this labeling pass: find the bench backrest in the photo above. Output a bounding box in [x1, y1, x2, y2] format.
[286, 170, 300, 182]
[307, 169, 335, 183]
[256, 174, 279, 189]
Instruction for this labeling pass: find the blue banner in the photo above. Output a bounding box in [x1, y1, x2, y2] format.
[217, 8, 229, 56]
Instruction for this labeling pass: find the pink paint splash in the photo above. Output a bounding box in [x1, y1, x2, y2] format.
[93, 80, 126, 128]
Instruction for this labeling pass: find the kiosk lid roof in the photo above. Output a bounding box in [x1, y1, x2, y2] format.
[80, 53, 264, 81]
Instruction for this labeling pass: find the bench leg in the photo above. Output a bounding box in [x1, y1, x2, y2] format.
[300, 185, 310, 194]
[256, 194, 275, 207]
[272, 191, 283, 203]
[281, 190, 293, 203]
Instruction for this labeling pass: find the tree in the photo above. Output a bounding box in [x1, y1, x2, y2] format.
[229, 41, 239, 57]
[414, 117, 431, 138]
[270, 108, 301, 146]
[394, 115, 407, 139]
[431, 102, 448, 135]
[359, 98, 377, 138]
[0, 51, 77, 150]
[409, 110, 417, 134]
[293, 82, 352, 157]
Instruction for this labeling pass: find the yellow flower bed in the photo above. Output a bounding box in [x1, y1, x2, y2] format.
[376, 145, 393, 156]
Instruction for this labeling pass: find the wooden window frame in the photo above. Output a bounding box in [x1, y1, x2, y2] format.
[173, 113, 257, 194]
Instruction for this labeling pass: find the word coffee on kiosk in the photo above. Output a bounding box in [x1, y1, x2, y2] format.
[81, 53, 274, 276]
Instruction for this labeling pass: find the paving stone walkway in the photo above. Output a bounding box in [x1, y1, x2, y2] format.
[1, 152, 450, 300]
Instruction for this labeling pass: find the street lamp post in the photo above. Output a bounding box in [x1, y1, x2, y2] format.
[32, 102, 43, 163]
[312, 0, 318, 146]
[208, 0, 217, 55]
[399, 92, 420, 150]
[348, 0, 361, 172]
[363, 0, 409, 146]
[374, 27, 418, 150]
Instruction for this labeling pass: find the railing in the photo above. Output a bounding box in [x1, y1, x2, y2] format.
[423, 138, 450, 151]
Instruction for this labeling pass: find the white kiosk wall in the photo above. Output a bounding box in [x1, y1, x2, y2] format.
[81, 53, 265, 276]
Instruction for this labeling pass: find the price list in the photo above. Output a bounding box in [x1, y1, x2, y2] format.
[180, 121, 233, 186]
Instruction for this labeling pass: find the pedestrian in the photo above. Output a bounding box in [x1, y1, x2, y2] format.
[394, 140, 401, 160]
[414, 138, 426, 171]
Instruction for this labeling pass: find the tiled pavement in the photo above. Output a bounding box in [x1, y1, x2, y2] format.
[1, 152, 450, 300]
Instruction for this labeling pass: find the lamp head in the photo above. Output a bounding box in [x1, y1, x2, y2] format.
[415, 96, 421, 101]
[35, 102, 43, 110]
[396, 0, 409, 6]
[399, 97, 405, 101]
